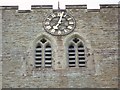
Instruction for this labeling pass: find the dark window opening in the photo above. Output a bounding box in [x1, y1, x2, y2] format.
[45, 54, 52, 56]
[45, 58, 52, 60]
[45, 62, 52, 64]
[79, 57, 85, 60]
[79, 61, 85, 64]
[69, 62, 75, 64]
[36, 50, 42, 52]
[78, 50, 84, 52]
[73, 38, 79, 43]
[35, 62, 42, 64]
[40, 38, 47, 44]
[35, 54, 42, 56]
[69, 58, 75, 60]
[78, 54, 85, 56]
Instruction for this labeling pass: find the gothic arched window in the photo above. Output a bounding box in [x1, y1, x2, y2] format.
[68, 37, 86, 67]
[35, 38, 52, 68]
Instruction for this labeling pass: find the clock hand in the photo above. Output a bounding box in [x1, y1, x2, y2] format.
[53, 25, 58, 29]
[53, 12, 64, 30]
[58, 11, 64, 24]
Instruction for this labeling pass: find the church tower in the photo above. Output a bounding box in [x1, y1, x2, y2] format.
[1, 3, 118, 88]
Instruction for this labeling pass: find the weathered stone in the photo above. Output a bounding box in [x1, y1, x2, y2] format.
[1, 4, 118, 88]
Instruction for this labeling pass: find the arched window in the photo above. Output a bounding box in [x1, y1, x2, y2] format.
[68, 37, 86, 67]
[35, 38, 52, 68]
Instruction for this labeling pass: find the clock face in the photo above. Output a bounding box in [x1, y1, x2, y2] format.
[43, 10, 76, 35]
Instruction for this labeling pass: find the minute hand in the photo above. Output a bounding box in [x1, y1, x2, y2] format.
[58, 12, 64, 24]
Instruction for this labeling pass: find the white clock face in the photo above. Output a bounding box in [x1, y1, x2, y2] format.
[43, 10, 76, 35]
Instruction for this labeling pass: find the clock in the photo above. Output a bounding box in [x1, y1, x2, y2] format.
[43, 10, 76, 35]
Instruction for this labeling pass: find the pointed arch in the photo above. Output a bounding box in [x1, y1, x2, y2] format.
[30, 33, 57, 69]
[64, 32, 92, 68]
[34, 37, 52, 68]
[67, 37, 86, 67]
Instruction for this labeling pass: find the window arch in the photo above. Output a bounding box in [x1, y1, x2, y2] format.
[68, 37, 86, 67]
[35, 38, 52, 68]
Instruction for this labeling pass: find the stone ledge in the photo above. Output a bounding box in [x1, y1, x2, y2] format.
[31, 5, 53, 9]
[100, 4, 118, 8]
[66, 5, 87, 9]
[17, 10, 31, 13]
[0, 6, 18, 10]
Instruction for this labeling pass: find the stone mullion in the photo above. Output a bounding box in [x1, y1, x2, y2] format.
[42, 45, 45, 67]
[75, 45, 79, 67]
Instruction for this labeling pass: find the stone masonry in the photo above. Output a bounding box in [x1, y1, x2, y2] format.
[0, 4, 119, 88]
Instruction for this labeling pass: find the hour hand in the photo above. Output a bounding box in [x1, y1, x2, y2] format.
[53, 25, 58, 29]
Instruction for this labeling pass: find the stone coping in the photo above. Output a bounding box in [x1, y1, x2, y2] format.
[100, 4, 118, 8]
[66, 5, 87, 9]
[0, 6, 18, 10]
[31, 5, 53, 9]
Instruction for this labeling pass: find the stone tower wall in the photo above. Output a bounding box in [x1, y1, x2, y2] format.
[1, 4, 118, 88]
